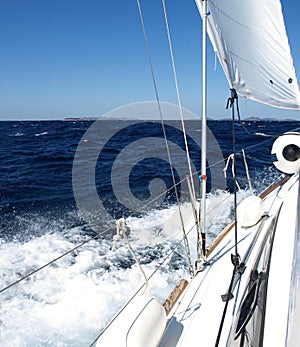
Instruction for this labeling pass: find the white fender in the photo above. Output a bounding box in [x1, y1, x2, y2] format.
[237, 195, 265, 227]
[96, 295, 166, 347]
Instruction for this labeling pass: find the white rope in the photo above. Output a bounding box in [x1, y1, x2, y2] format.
[242, 148, 253, 195]
[223, 154, 241, 191]
[223, 154, 233, 178]
[114, 218, 149, 295]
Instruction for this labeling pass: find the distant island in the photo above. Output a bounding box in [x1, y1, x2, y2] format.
[63, 116, 298, 122]
[242, 116, 297, 122]
[217, 116, 298, 122]
[63, 117, 97, 121]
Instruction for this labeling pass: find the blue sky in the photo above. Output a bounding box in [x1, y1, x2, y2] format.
[0, 0, 299, 120]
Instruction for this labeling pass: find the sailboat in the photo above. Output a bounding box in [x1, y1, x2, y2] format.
[95, 0, 300, 346]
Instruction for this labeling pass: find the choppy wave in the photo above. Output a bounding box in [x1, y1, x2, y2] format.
[253, 132, 272, 137]
[0, 205, 192, 346]
[0, 185, 263, 346]
[0, 119, 299, 346]
[35, 131, 49, 137]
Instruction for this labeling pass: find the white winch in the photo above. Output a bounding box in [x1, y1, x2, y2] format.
[272, 132, 300, 174]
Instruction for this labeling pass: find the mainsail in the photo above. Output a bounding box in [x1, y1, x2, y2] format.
[195, 0, 300, 109]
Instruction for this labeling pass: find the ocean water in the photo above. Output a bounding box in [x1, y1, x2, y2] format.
[0, 119, 299, 346]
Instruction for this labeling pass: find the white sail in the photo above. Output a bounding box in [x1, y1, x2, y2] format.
[195, 0, 300, 109]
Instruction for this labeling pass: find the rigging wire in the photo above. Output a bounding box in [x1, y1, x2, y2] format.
[136, 0, 194, 276]
[0, 227, 109, 295]
[226, 90, 276, 139]
[114, 218, 149, 295]
[215, 89, 242, 347]
[161, 0, 197, 206]
[163, 0, 206, 269]
[228, 89, 240, 260]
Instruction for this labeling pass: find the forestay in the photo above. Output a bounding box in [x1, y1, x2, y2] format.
[195, 0, 300, 109]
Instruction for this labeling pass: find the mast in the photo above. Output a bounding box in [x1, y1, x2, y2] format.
[200, 0, 208, 259]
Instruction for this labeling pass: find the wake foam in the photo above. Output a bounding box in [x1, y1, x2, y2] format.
[0, 172, 278, 346]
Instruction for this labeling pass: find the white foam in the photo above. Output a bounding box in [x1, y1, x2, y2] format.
[0, 189, 253, 346]
[0, 222, 185, 346]
[35, 132, 48, 137]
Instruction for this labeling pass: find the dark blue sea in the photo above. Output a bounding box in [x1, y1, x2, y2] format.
[0, 119, 299, 346]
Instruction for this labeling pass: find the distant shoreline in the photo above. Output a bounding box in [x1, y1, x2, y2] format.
[63, 116, 299, 122]
[0, 117, 298, 122]
[63, 117, 98, 121]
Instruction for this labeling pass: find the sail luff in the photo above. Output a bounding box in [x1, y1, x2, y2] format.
[195, 0, 300, 110]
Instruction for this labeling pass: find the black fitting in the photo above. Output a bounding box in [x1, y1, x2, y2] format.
[231, 253, 240, 268]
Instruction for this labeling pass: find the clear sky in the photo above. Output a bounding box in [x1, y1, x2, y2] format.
[0, 0, 300, 121]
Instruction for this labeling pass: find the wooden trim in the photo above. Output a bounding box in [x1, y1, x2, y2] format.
[163, 279, 189, 315]
[258, 174, 290, 199]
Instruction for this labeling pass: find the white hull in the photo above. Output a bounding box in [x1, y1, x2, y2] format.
[96, 173, 300, 346]
[160, 174, 299, 346]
